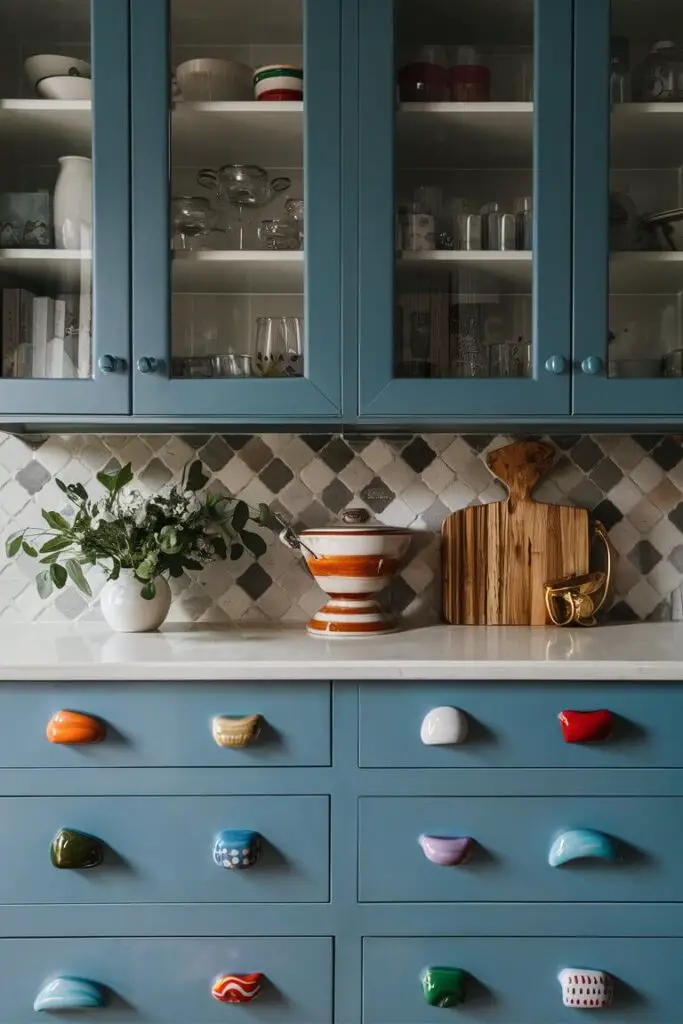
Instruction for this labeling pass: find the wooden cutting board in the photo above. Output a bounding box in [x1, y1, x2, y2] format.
[442, 441, 590, 625]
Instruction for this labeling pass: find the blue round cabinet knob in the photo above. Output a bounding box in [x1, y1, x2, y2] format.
[581, 355, 604, 375]
[544, 355, 566, 375]
[213, 829, 262, 869]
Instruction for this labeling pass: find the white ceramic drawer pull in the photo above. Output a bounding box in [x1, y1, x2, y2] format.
[420, 706, 468, 745]
[212, 714, 264, 748]
[559, 968, 613, 1008]
[34, 977, 105, 1011]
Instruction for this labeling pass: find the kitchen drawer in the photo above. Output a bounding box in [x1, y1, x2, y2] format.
[359, 682, 683, 767]
[363, 937, 683, 1022]
[0, 936, 332, 1022]
[0, 796, 329, 904]
[0, 681, 330, 767]
[359, 796, 683, 903]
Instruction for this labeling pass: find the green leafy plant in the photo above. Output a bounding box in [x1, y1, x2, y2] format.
[5, 460, 270, 601]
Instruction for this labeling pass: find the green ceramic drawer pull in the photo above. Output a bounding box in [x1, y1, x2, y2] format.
[51, 828, 104, 869]
[421, 966, 467, 1007]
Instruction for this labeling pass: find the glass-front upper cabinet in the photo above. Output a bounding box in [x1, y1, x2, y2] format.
[0, 0, 129, 418]
[131, 0, 341, 421]
[574, 0, 683, 417]
[357, 0, 573, 421]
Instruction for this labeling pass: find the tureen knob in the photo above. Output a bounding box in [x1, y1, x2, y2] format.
[341, 508, 370, 524]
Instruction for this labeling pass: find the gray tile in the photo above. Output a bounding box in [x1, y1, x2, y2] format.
[401, 437, 436, 473]
[567, 479, 603, 509]
[647, 598, 672, 622]
[420, 497, 451, 529]
[180, 435, 212, 449]
[319, 438, 354, 473]
[300, 500, 331, 529]
[651, 436, 683, 471]
[593, 499, 624, 530]
[101, 457, 122, 476]
[669, 501, 683, 533]
[360, 476, 395, 513]
[222, 435, 250, 450]
[627, 540, 662, 574]
[321, 478, 353, 514]
[236, 563, 272, 600]
[199, 437, 233, 472]
[139, 458, 173, 491]
[385, 575, 417, 614]
[463, 435, 494, 452]
[633, 434, 664, 452]
[301, 434, 333, 452]
[259, 458, 294, 494]
[240, 436, 274, 472]
[54, 588, 88, 619]
[669, 545, 683, 573]
[15, 461, 50, 495]
[570, 437, 603, 472]
[589, 458, 623, 494]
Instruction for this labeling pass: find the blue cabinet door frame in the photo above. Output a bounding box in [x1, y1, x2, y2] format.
[130, 0, 343, 422]
[0, 0, 130, 417]
[355, 0, 574, 422]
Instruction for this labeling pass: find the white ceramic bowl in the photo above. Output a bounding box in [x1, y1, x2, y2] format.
[24, 54, 90, 90]
[176, 59, 253, 101]
[36, 76, 92, 100]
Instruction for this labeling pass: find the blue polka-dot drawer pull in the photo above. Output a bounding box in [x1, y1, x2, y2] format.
[559, 968, 613, 1008]
[549, 829, 618, 867]
[213, 829, 262, 869]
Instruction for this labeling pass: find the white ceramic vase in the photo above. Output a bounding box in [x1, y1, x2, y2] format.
[53, 155, 92, 250]
[100, 570, 171, 633]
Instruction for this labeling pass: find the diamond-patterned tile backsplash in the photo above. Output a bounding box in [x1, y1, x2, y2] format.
[1, 431, 683, 625]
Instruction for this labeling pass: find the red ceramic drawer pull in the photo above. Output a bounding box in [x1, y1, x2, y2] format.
[558, 709, 613, 743]
[212, 972, 263, 1003]
[46, 710, 105, 745]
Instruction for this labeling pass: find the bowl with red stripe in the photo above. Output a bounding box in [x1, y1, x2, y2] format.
[279, 507, 412, 637]
[253, 64, 303, 101]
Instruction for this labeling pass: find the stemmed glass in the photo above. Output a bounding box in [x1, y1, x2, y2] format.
[251, 316, 304, 377]
[171, 196, 216, 250]
[197, 165, 291, 249]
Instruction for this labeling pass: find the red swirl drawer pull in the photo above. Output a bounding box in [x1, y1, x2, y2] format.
[212, 972, 263, 1003]
[46, 710, 105, 745]
[558, 709, 613, 743]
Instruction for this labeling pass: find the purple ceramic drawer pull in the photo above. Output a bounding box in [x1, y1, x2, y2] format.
[418, 834, 473, 866]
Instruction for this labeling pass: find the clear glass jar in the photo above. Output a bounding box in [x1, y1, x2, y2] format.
[634, 40, 683, 101]
[257, 217, 301, 250]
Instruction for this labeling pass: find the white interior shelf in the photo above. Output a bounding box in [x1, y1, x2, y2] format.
[0, 100, 91, 159]
[172, 101, 303, 166]
[0, 249, 90, 289]
[172, 250, 304, 293]
[611, 104, 683, 168]
[396, 102, 533, 168]
[398, 250, 532, 291]
[610, 252, 683, 293]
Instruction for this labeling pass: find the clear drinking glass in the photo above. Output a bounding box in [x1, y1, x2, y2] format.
[257, 218, 301, 250]
[252, 316, 304, 377]
[171, 196, 215, 250]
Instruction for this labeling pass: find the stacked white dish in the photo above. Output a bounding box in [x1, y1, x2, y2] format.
[24, 55, 91, 100]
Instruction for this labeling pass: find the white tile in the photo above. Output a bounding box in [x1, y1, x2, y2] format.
[439, 479, 477, 511]
[279, 437, 315, 473]
[630, 456, 665, 494]
[402, 481, 437, 515]
[218, 584, 253, 620]
[257, 584, 292, 619]
[628, 497, 663, 534]
[338, 456, 374, 494]
[217, 455, 253, 494]
[478, 482, 507, 505]
[421, 459, 455, 495]
[118, 437, 153, 472]
[608, 437, 649, 472]
[0, 436, 35, 472]
[460, 457, 496, 494]
[624, 578, 661, 618]
[607, 518, 640, 556]
[649, 517, 683, 558]
[380, 458, 416, 496]
[553, 465, 584, 495]
[359, 438, 394, 473]
[648, 559, 681, 596]
[402, 558, 436, 594]
[278, 564, 316, 601]
[298, 587, 325, 616]
[279, 478, 316, 516]
[608, 478, 642, 515]
[264, 433, 294, 454]
[379, 498, 415, 528]
[36, 438, 72, 476]
[441, 437, 475, 473]
[160, 437, 196, 475]
[299, 457, 335, 495]
[613, 558, 640, 596]
[0, 480, 29, 517]
[280, 604, 309, 623]
[236, 478, 275, 508]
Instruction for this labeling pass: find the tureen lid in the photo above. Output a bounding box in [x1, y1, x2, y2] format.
[299, 507, 411, 536]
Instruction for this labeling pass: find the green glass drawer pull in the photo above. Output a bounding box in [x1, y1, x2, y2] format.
[51, 828, 104, 869]
[421, 966, 467, 1008]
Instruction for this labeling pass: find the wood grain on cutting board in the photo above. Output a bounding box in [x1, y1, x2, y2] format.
[442, 441, 590, 625]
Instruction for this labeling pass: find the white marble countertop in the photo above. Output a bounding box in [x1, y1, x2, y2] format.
[0, 621, 682, 680]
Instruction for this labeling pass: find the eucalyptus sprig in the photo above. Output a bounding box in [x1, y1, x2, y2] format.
[6, 460, 269, 601]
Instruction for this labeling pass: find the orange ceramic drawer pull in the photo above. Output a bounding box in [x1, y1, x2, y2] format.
[46, 710, 105, 745]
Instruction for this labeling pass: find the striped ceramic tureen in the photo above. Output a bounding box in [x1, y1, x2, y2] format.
[279, 508, 412, 637]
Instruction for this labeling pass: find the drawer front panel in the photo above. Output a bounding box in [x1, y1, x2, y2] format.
[363, 937, 683, 1022]
[0, 682, 330, 767]
[359, 796, 683, 902]
[0, 796, 329, 904]
[0, 936, 332, 1023]
[359, 682, 683, 767]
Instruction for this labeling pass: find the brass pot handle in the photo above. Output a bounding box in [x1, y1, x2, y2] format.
[544, 520, 612, 627]
[590, 520, 612, 618]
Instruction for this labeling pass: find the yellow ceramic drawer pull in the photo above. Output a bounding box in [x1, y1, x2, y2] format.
[46, 710, 105, 745]
[212, 714, 264, 748]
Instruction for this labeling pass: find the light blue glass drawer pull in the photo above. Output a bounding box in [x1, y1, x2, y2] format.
[34, 977, 105, 1012]
[418, 834, 473, 866]
[549, 829, 618, 867]
[213, 829, 262, 869]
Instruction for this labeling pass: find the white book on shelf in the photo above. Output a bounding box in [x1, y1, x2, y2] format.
[31, 297, 55, 379]
[46, 298, 76, 379]
[78, 261, 92, 379]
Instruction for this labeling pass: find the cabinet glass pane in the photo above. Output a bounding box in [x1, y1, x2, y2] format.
[170, 0, 303, 381]
[610, 0, 683, 379]
[0, 0, 92, 381]
[395, 0, 533, 379]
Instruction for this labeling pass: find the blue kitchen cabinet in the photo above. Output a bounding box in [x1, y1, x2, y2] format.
[355, 0, 574, 422]
[129, 0, 343, 422]
[573, 0, 683, 419]
[0, 0, 130, 417]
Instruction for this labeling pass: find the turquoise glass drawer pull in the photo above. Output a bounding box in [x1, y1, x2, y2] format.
[421, 967, 467, 1008]
[34, 977, 105, 1011]
[559, 968, 613, 1008]
[418, 834, 473, 866]
[212, 714, 264, 748]
[213, 829, 262, 869]
[51, 828, 104, 870]
[420, 706, 468, 745]
[549, 829, 617, 867]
